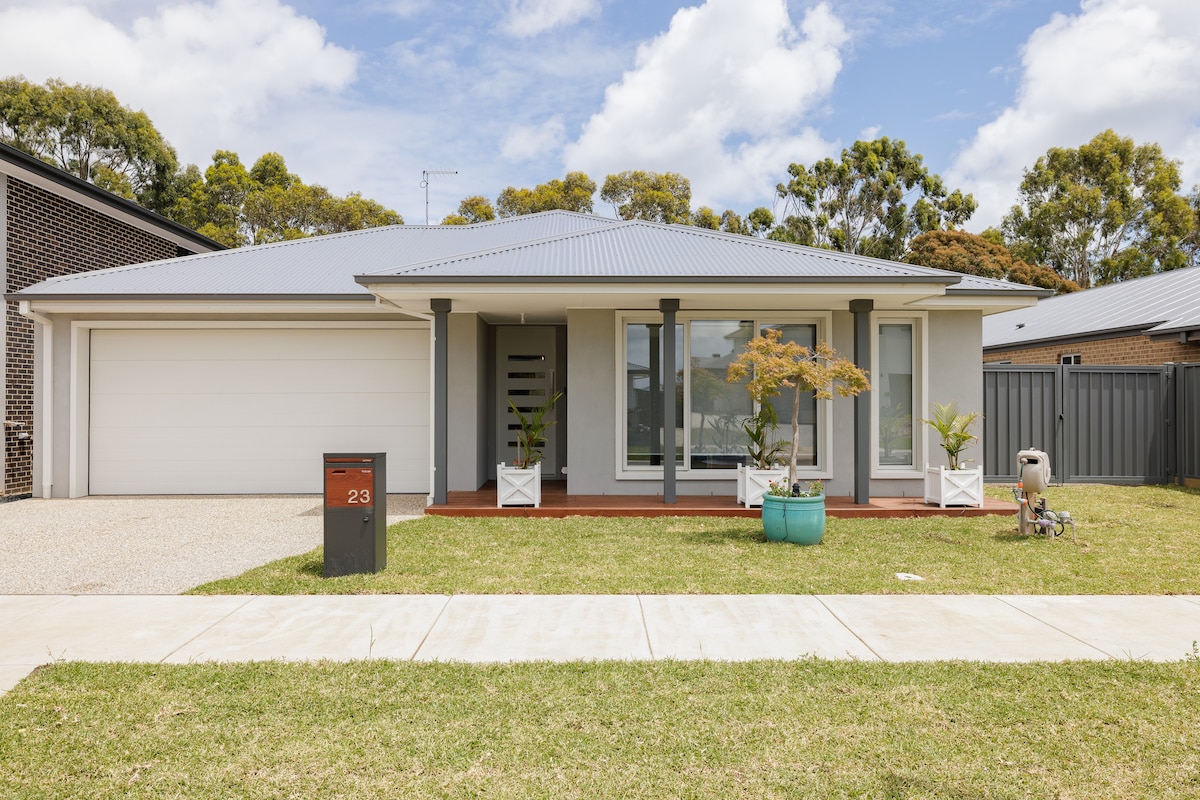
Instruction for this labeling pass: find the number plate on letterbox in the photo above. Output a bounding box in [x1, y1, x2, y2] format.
[325, 465, 374, 508]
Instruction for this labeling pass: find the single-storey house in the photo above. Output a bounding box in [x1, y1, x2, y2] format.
[984, 266, 1200, 365]
[1, 141, 222, 500]
[10, 211, 1041, 503]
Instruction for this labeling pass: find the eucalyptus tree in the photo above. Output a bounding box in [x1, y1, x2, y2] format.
[496, 171, 596, 217]
[0, 76, 180, 212]
[774, 136, 976, 261]
[600, 170, 692, 224]
[1001, 130, 1194, 287]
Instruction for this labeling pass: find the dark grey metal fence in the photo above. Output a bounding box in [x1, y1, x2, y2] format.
[983, 363, 1188, 484]
[1182, 364, 1200, 484]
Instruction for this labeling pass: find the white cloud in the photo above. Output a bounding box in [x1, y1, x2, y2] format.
[949, 0, 1200, 230]
[501, 117, 566, 162]
[0, 0, 359, 167]
[563, 0, 847, 212]
[501, 0, 601, 38]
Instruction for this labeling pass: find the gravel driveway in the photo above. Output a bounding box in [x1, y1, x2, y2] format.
[0, 495, 425, 594]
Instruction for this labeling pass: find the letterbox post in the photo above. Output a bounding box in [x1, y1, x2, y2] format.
[323, 452, 387, 577]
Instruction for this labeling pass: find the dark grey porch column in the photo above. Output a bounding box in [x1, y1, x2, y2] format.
[850, 299, 873, 504]
[431, 299, 451, 505]
[660, 299, 679, 504]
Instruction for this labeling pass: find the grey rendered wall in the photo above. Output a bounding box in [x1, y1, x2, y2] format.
[826, 310, 857, 497]
[925, 310, 984, 466]
[447, 312, 489, 491]
[879, 309, 982, 498]
[564, 309, 616, 494]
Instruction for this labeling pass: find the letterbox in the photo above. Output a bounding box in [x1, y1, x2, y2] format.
[323, 453, 386, 577]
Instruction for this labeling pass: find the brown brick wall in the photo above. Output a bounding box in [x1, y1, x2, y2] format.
[5, 177, 181, 498]
[984, 335, 1199, 366]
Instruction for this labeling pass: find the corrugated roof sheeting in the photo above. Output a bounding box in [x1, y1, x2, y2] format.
[983, 266, 1200, 347]
[14, 210, 1046, 299]
[18, 212, 618, 296]
[372, 221, 961, 281]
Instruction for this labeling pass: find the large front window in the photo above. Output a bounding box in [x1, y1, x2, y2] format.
[622, 317, 822, 474]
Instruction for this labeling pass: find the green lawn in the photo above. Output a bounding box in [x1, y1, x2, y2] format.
[191, 484, 1200, 595]
[3, 659, 1198, 799]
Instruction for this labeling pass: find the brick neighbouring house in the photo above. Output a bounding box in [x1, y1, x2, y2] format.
[983, 266, 1200, 365]
[1, 142, 222, 500]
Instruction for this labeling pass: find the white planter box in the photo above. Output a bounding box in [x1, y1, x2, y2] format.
[736, 464, 789, 508]
[923, 465, 984, 508]
[497, 462, 541, 507]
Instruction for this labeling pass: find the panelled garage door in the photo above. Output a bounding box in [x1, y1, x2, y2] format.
[88, 327, 430, 495]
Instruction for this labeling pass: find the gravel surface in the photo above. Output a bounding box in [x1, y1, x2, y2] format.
[0, 495, 426, 595]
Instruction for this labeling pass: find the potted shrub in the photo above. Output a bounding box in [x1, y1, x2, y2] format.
[727, 329, 870, 544]
[497, 390, 563, 508]
[921, 400, 984, 508]
[735, 404, 788, 508]
[761, 478, 826, 543]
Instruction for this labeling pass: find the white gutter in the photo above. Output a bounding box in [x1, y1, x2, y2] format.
[17, 301, 53, 497]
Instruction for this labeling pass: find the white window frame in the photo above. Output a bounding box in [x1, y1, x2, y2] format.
[870, 312, 927, 479]
[615, 312, 833, 481]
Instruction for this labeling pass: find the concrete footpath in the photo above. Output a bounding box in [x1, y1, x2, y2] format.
[4, 593, 1200, 695]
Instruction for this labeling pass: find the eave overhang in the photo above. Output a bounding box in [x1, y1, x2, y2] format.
[356, 276, 1024, 323]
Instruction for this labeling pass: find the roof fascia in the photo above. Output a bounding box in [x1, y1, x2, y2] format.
[15, 297, 384, 315]
[982, 324, 1166, 352]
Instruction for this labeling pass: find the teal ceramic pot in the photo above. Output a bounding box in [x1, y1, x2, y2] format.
[761, 494, 825, 545]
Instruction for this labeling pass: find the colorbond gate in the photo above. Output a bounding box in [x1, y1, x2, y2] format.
[983, 364, 1190, 485]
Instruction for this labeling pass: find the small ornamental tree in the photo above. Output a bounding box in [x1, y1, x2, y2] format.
[727, 329, 870, 489]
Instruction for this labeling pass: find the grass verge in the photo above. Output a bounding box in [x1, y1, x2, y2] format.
[2, 659, 1198, 799]
[190, 484, 1200, 595]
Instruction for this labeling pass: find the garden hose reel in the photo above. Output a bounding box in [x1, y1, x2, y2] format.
[1014, 448, 1075, 541]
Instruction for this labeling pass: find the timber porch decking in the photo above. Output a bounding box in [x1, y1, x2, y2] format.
[427, 482, 1018, 519]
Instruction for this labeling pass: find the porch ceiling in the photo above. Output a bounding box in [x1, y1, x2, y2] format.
[366, 281, 965, 324]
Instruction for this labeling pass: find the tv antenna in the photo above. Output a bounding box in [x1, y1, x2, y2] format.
[421, 169, 458, 225]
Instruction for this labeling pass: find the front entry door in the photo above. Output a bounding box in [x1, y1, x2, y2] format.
[496, 326, 562, 477]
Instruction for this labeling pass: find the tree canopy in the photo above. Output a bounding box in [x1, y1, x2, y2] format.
[0, 76, 180, 212]
[1001, 129, 1194, 288]
[496, 172, 595, 217]
[171, 150, 402, 247]
[442, 195, 496, 226]
[1, 75, 403, 247]
[599, 170, 692, 224]
[906, 229, 1080, 294]
[773, 136, 976, 261]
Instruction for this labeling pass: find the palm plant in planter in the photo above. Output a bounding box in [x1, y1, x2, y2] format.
[497, 390, 563, 507]
[735, 404, 788, 508]
[727, 329, 870, 543]
[921, 400, 985, 508]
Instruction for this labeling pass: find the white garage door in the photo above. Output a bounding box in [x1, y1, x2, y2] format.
[89, 327, 430, 495]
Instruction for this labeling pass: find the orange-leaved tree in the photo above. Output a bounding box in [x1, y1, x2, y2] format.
[727, 329, 870, 490]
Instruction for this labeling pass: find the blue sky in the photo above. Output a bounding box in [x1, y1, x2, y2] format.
[2, 0, 1198, 230]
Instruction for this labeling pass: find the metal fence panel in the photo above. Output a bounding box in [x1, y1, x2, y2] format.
[1062, 366, 1168, 483]
[982, 366, 1059, 481]
[984, 364, 1179, 484]
[1184, 364, 1200, 483]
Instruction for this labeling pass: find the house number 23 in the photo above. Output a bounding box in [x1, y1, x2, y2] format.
[348, 489, 371, 504]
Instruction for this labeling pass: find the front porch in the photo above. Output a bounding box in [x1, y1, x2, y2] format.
[427, 482, 1018, 518]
